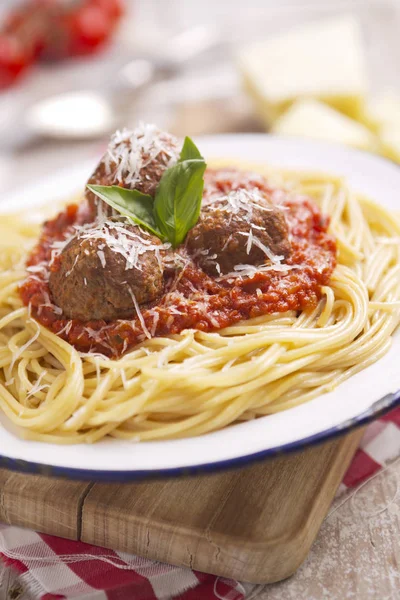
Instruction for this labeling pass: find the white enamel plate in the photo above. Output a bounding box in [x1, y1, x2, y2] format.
[1, 135, 399, 480]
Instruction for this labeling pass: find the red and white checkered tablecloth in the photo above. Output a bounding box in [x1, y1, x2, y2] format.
[1, 407, 400, 600]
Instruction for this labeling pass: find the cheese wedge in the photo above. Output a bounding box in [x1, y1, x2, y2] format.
[379, 126, 400, 163]
[238, 16, 368, 124]
[271, 99, 376, 151]
[362, 92, 400, 132]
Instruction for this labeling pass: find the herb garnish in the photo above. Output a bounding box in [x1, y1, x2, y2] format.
[87, 136, 206, 248]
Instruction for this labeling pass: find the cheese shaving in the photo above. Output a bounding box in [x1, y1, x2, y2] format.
[150, 310, 160, 337]
[38, 290, 63, 315]
[97, 250, 106, 268]
[128, 286, 151, 339]
[217, 262, 298, 281]
[27, 370, 49, 399]
[238, 231, 284, 264]
[104, 122, 180, 188]
[205, 189, 274, 225]
[9, 325, 41, 375]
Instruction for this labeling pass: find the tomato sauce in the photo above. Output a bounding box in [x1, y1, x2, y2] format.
[20, 171, 337, 358]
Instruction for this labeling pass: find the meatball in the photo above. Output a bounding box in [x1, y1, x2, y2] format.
[49, 222, 164, 321]
[186, 189, 291, 275]
[85, 124, 180, 219]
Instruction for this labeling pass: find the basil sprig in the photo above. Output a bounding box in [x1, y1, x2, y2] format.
[85, 185, 160, 237]
[86, 136, 206, 248]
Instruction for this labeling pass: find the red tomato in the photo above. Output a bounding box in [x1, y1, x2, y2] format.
[0, 34, 33, 89]
[0, 0, 125, 86]
[3, 4, 46, 59]
[67, 4, 112, 56]
[90, 0, 125, 20]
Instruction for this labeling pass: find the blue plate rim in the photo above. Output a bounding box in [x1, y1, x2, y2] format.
[1, 389, 399, 481]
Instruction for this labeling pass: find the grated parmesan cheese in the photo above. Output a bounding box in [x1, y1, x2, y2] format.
[27, 370, 49, 399]
[127, 286, 151, 339]
[9, 325, 41, 374]
[97, 250, 106, 268]
[246, 228, 254, 254]
[205, 188, 274, 225]
[57, 321, 73, 336]
[65, 255, 79, 277]
[150, 311, 160, 337]
[238, 231, 284, 264]
[217, 262, 299, 281]
[104, 122, 180, 188]
[38, 290, 63, 315]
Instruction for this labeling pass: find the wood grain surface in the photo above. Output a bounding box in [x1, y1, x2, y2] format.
[0, 471, 90, 540]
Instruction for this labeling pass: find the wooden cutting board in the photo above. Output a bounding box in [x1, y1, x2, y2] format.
[0, 428, 364, 584]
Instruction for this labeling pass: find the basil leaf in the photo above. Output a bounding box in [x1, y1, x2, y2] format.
[86, 184, 161, 238]
[86, 137, 206, 248]
[179, 136, 203, 162]
[153, 158, 206, 248]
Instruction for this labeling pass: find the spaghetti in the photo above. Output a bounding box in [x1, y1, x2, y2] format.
[0, 162, 399, 444]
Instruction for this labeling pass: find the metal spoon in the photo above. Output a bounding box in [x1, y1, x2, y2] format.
[24, 24, 221, 141]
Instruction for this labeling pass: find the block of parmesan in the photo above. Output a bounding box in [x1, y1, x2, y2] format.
[379, 127, 400, 163]
[362, 92, 400, 132]
[271, 99, 376, 151]
[238, 16, 368, 124]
